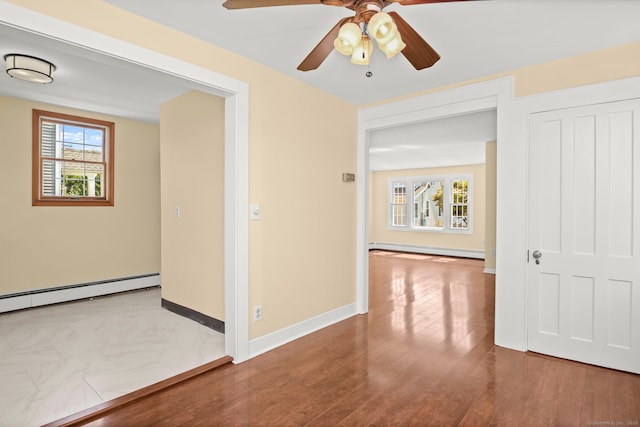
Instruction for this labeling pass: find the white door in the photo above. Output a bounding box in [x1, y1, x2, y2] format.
[527, 98, 640, 374]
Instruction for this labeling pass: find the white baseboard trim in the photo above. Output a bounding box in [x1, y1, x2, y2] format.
[0, 274, 161, 314]
[369, 242, 485, 259]
[248, 303, 358, 360]
[484, 268, 496, 274]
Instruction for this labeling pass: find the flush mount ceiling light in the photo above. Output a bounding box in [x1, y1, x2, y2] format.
[4, 54, 56, 84]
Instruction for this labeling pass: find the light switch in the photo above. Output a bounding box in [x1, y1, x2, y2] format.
[250, 203, 260, 220]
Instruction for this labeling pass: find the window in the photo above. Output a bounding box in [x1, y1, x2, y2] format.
[451, 179, 469, 230]
[388, 175, 472, 233]
[413, 180, 444, 228]
[391, 183, 407, 226]
[33, 110, 114, 206]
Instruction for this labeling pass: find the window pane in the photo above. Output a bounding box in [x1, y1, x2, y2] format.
[86, 145, 103, 162]
[393, 184, 406, 203]
[61, 124, 85, 143]
[85, 128, 104, 145]
[64, 143, 85, 160]
[451, 179, 469, 229]
[92, 171, 103, 197]
[393, 204, 406, 226]
[62, 174, 88, 197]
[62, 160, 84, 177]
[392, 183, 406, 226]
[413, 180, 444, 228]
[41, 160, 104, 198]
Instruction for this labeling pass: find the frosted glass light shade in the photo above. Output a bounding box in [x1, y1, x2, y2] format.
[379, 32, 406, 59]
[350, 36, 374, 65]
[4, 54, 56, 84]
[334, 22, 362, 56]
[368, 12, 397, 45]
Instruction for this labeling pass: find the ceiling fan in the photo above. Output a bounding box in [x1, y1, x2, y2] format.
[222, 0, 473, 72]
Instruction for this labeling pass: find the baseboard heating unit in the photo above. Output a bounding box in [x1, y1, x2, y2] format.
[0, 273, 161, 314]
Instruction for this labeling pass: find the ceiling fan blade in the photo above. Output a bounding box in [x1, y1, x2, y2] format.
[388, 11, 440, 70]
[223, 0, 320, 10]
[297, 17, 351, 72]
[391, 0, 473, 5]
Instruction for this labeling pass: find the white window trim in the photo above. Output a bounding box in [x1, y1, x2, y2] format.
[387, 174, 473, 234]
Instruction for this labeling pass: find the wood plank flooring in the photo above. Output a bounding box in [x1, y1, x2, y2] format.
[56, 251, 640, 426]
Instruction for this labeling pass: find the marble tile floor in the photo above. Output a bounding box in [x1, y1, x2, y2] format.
[0, 287, 226, 427]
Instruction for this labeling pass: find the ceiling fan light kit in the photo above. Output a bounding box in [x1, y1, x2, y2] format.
[222, 0, 471, 71]
[332, 12, 405, 66]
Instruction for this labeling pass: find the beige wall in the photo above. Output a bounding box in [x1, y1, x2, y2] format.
[370, 163, 486, 252]
[160, 91, 225, 321]
[513, 41, 640, 97]
[484, 142, 497, 271]
[249, 90, 357, 339]
[4, 0, 359, 339]
[362, 41, 640, 109]
[0, 95, 160, 294]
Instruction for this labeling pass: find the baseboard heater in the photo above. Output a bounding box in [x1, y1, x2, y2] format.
[368, 242, 485, 259]
[0, 273, 161, 314]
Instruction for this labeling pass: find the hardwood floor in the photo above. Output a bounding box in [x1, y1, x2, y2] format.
[55, 251, 640, 426]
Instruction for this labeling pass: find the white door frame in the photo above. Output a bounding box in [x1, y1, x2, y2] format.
[358, 75, 640, 353]
[0, 2, 251, 362]
[357, 77, 518, 346]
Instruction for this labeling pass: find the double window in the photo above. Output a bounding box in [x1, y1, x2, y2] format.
[388, 175, 471, 232]
[33, 110, 114, 206]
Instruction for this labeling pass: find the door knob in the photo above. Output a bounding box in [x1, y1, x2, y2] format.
[532, 250, 542, 265]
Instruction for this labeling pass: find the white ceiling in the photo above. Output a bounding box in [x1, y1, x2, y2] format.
[0, 22, 201, 123]
[369, 109, 496, 170]
[105, 0, 640, 105]
[1, 0, 639, 170]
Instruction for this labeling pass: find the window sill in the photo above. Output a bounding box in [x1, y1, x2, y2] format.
[33, 198, 114, 207]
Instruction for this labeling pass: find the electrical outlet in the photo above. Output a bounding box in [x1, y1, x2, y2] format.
[254, 305, 262, 321]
